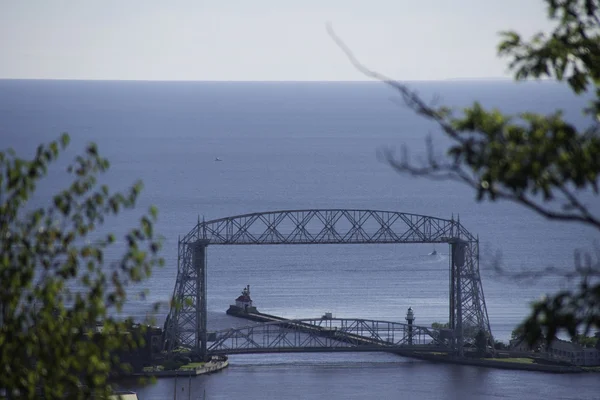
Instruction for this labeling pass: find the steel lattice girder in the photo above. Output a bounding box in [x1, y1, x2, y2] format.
[164, 209, 493, 356]
[206, 318, 448, 355]
[183, 209, 475, 245]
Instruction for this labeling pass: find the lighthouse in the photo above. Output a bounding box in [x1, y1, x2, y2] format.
[235, 285, 253, 311]
[405, 307, 415, 345]
[227, 285, 258, 315]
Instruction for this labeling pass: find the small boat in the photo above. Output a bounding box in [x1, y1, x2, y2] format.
[429, 248, 437, 256]
[215, 157, 222, 162]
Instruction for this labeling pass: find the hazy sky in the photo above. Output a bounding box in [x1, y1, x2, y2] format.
[0, 1, 553, 81]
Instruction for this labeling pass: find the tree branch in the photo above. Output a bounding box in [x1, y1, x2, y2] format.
[556, 184, 600, 228]
[328, 23, 600, 232]
[326, 23, 466, 145]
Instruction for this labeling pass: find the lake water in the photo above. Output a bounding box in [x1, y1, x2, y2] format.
[1, 79, 598, 399]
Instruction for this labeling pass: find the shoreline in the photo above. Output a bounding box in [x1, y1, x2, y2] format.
[134, 360, 229, 378]
[394, 352, 586, 374]
[227, 308, 596, 374]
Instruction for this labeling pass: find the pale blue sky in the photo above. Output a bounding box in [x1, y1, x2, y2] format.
[0, 0, 552, 81]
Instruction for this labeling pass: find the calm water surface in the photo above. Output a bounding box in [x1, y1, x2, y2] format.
[1, 80, 598, 399]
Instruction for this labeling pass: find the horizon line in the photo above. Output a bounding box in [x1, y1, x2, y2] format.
[0, 77, 521, 83]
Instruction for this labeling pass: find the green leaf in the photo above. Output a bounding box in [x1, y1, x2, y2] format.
[0, 134, 163, 396]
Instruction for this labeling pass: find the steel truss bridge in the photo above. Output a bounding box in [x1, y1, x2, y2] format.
[163, 209, 494, 357]
[207, 318, 449, 355]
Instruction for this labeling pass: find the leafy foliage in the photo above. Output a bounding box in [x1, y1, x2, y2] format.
[328, 0, 600, 346]
[431, 321, 450, 329]
[572, 333, 599, 347]
[494, 340, 509, 350]
[498, 0, 600, 97]
[0, 134, 164, 399]
[511, 325, 526, 341]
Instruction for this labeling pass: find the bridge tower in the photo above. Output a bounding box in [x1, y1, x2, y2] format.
[448, 215, 492, 355]
[163, 237, 209, 357]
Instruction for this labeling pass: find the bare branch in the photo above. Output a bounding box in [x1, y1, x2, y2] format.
[328, 23, 600, 232]
[510, 192, 600, 226]
[485, 243, 600, 287]
[385, 152, 480, 187]
[326, 23, 465, 144]
[556, 185, 600, 228]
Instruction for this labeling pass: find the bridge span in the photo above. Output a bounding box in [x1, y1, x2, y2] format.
[206, 317, 450, 356]
[163, 209, 494, 358]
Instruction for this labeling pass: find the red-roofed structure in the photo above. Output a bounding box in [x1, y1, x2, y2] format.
[236, 285, 252, 304]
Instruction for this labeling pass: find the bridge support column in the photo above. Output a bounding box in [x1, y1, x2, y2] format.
[449, 243, 455, 349]
[450, 240, 465, 357]
[192, 240, 209, 357]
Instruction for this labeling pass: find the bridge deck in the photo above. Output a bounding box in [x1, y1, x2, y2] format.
[208, 345, 449, 356]
[208, 313, 450, 355]
[228, 311, 395, 347]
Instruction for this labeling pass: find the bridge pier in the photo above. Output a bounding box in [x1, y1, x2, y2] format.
[192, 240, 209, 357]
[451, 240, 465, 357]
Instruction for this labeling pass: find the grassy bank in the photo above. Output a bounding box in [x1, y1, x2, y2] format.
[483, 357, 534, 364]
[398, 352, 585, 373]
